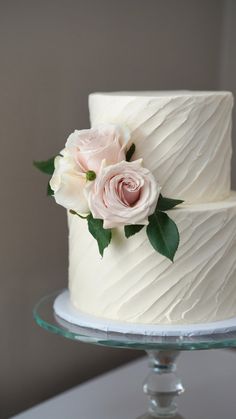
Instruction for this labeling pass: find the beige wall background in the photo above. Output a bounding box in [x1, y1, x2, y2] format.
[0, 0, 235, 417]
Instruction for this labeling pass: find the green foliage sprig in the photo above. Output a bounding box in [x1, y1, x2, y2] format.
[34, 157, 56, 196]
[123, 194, 184, 261]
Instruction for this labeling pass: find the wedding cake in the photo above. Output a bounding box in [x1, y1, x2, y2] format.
[69, 91, 236, 325]
[35, 90, 236, 325]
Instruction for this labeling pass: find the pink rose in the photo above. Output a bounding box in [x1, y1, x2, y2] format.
[88, 160, 161, 228]
[65, 125, 130, 173]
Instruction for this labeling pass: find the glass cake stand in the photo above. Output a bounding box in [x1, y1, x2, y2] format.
[33, 290, 236, 419]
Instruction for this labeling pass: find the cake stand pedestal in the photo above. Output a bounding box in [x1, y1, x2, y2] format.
[33, 290, 236, 419]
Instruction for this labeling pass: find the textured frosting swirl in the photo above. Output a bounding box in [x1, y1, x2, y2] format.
[89, 91, 233, 203]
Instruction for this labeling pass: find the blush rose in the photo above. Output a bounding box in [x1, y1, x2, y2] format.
[88, 159, 161, 228]
[65, 125, 130, 173]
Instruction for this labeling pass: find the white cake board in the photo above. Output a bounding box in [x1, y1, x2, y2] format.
[53, 290, 236, 337]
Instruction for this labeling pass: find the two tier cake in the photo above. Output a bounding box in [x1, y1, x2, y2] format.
[69, 91, 236, 325]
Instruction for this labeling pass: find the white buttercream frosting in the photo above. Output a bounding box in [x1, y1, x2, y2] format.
[67, 90, 236, 325]
[89, 91, 233, 203]
[69, 193, 236, 324]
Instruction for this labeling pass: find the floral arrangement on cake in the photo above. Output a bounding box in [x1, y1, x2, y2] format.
[34, 125, 183, 261]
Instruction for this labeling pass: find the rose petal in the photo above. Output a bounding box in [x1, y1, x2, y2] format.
[50, 154, 89, 214]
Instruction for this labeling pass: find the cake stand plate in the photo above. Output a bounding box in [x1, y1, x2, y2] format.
[54, 289, 236, 337]
[34, 289, 236, 418]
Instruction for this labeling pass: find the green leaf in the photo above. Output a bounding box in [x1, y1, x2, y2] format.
[126, 143, 136, 162]
[157, 194, 184, 211]
[47, 181, 54, 196]
[146, 211, 180, 262]
[87, 214, 112, 257]
[33, 157, 55, 175]
[124, 224, 144, 238]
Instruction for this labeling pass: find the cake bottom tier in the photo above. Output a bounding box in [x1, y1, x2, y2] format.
[68, 193, 236, 325]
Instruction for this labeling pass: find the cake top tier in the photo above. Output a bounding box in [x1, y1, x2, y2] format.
[89, 90, 233, 204]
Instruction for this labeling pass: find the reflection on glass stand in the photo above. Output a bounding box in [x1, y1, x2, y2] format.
[33, 291, 236, 418]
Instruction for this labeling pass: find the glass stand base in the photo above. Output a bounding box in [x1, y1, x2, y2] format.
[33, 290, 236, 419]
[142, 351, 184, 418]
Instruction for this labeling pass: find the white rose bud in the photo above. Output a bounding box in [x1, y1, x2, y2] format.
[50, 151, 89, 214]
